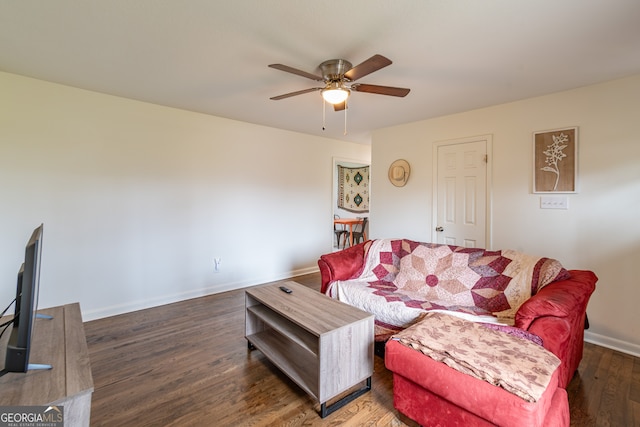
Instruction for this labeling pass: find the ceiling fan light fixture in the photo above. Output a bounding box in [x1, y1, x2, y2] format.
[321, 82, 350, 104]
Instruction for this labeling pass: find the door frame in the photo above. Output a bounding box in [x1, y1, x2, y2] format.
[331, 156, 370, 249]
[431, 135, 493, 248]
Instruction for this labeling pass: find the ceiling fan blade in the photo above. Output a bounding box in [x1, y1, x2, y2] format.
[270, 87, 321, 100]
[268, 64, 324, 81]
[333, 101, 347, 111]
[351, 83, 410, 97]
[344, 54, 392, 81]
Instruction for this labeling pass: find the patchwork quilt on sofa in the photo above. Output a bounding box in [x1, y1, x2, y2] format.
[326, 238, 570, 339]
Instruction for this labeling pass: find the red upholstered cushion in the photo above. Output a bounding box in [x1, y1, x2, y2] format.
[385, 339, 567, 427]
[391, 374, 569, 427]
[319, 241, 369, 282]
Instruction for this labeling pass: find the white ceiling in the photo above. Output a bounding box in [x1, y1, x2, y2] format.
[2, 1, 640, 144]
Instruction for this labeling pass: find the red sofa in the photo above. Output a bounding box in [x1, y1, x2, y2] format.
[318, 240, 597, 426]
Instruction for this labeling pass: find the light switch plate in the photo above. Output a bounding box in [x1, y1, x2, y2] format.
[540, 195, 568, 209]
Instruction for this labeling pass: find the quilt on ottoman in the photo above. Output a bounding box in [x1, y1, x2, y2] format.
[392, 311, 560, 402]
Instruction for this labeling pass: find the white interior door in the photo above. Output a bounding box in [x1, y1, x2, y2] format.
[433, 136, 490, 248]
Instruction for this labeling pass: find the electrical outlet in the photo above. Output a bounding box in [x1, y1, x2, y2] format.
[540, 196, 568, 210]
[214, 258, 221, 272]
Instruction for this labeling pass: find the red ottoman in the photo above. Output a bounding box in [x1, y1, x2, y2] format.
[385, 339, 569, 427]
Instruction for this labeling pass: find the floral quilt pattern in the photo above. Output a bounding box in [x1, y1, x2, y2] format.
[370, 239, 516, 314]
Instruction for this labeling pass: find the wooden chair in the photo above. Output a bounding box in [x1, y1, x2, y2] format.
[350, 217, 368, 247]
[333, 215, 348, 249]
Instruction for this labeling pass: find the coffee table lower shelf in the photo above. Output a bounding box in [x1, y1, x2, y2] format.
[246, 337, 372, 418]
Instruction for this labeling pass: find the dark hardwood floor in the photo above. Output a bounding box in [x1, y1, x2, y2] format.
[84, 273, 640, 426]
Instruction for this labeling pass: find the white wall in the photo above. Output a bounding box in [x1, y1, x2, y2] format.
[0, 72, 370, 320]
[371, 74, 640, 356]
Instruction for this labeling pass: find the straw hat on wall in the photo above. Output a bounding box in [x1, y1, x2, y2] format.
[388, 159, 410, 187]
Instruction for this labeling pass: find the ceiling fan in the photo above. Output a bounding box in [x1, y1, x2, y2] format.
[268, 54, 410, 111]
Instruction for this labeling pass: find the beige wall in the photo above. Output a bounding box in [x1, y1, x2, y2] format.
[371, 74, 640, 356]
[0, 71, 370, 320]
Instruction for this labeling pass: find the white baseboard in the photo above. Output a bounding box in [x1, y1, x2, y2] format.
[82, 266, 320, 322]
[584, 331, 640, 358]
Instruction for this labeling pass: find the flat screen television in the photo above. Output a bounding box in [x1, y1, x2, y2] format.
[4, 224, 45, 373]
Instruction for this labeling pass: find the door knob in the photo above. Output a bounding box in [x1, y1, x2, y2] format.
[435, 226, 444, 232]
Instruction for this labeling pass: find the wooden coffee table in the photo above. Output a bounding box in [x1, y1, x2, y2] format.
[245, 281, 374, 418]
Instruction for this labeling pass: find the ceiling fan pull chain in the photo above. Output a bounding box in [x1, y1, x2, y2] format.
[344, 99, 348, 135]
[322, 98, 326, 131]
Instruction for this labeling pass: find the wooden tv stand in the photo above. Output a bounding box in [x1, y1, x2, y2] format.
[245, 281, 374, 418]
[0, 303, 94, 427]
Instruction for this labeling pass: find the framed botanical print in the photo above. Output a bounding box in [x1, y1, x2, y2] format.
[533, 127, 578, 193]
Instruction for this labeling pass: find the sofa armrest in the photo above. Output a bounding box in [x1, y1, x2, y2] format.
[527, 316, 571, 361]
[515, 270, 597, 331]
[318, 241, 371, 293]
[527, 314, 585, 389]
[515, 270, 596, 388]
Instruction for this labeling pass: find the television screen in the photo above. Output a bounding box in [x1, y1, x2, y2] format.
[4, 224, 44, 373]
